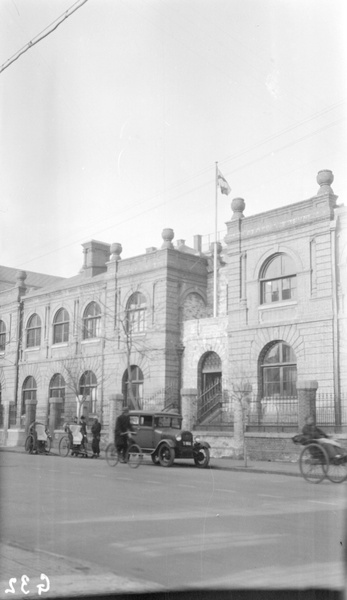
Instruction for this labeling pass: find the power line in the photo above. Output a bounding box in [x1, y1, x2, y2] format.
[0, 0, 89, 74]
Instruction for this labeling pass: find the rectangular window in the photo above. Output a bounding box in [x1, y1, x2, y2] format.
[27, 328, 40, 347]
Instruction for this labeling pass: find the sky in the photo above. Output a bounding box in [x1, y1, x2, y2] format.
[0, 0, 346, 278]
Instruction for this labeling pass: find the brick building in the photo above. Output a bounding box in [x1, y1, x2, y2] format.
[0, 169, 346, 457]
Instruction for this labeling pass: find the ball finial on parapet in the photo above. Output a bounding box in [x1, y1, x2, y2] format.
[110, 243, 122, 261]
[231, 197, 246, 220]
[161, 228, 174, 249]
[316, 170, 334, 195]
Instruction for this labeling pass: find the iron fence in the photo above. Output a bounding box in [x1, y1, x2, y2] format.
[248, 397, 298, 430]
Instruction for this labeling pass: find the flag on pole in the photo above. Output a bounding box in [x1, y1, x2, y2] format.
[217, 169, 231, 195]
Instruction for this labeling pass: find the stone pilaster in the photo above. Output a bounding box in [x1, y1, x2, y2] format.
[48, 398, 63, 433]
[297, 380, 318, 429]
[181, 388, 198, 431]
[24, 399, 37, 434]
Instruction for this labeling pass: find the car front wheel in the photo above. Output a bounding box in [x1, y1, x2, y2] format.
[158, 443, 175, 467]
[194, 447, 210, 468]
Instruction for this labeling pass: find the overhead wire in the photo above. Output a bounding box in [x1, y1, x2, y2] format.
[0, 0, 89, 74]
[1, 1, 345, 270]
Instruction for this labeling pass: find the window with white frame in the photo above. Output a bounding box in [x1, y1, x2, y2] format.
[122, 366, 144, 408]
[22, 376, 37, 415]
[79, 371, 97, 413]
[26, 314, 41, 348]
[53, 309, 69, 344]
[261, 342, 297, 398]
[260, 254, 296, 304]
[82, 302, 101, 339]
[126, 292, 146, 334]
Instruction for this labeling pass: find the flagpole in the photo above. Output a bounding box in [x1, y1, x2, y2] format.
[214, 162, 218, 318]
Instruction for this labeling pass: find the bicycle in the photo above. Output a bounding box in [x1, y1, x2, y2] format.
[105, 432, 143, 469]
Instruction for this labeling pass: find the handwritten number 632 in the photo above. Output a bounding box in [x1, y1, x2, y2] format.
[5, 574, 50, 595]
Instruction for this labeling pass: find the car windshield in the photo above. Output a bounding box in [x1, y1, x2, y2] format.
[155, 416, 181, 430]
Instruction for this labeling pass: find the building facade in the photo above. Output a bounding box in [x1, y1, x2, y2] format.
[0, 169, 346, 455]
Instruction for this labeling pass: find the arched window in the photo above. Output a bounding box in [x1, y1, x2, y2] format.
[53, 309, 69, 344]
[0, 320, 6, 352]
[79, 371, 98, 413]
[26, 314, 41, 348]
[49, 373, 66, 398]
[83, 302, 101, 339]
[261, 342, 297, 398]
[122, 366, 144, 408]
[126, 292, 146, 334]
[49, 373, 65, 428]
[260, 254, 296, 304]
[22, 376, 37, 415]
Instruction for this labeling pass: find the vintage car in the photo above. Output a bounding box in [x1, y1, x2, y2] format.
[128, 410, 210, 468]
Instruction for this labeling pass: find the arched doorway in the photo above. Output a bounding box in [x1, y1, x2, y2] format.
[122, 366, 144, 409]
[198, 352, 222, 422]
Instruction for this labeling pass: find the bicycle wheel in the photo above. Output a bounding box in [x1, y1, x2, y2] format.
[126, 444, 143, 469]
[59, 436, 70, 457]
[105, 443, 119, 467]
[326, 456, 347, 483]
[299, 443, 329, 483]
[25, 434, 34, 454]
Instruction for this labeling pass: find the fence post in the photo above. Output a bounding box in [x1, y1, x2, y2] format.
[297, 380, 318, 430]
[181, 388, 198, 430]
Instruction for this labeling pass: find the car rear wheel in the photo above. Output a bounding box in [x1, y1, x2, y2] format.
[158, 443, 175, 467]
[194, 447, 210, 468]
[151, 453, 160, 465]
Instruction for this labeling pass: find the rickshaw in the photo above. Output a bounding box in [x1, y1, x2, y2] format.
[293, 434, 347, 483]
[59, 422, 89, 458]
[25, 422, 52, 454]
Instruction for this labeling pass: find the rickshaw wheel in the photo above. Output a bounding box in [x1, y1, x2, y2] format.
[326, 457, 347, 483]
[59, 436, 70, 457]
[25, 434, 34, 454]
[105, 443, 119, 467]
[126, 444, 143, 468]
[299, 443, 329, 483]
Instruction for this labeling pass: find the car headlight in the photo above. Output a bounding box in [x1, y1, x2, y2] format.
[194, 436, 200, 444]
[175, 435, 182, 441]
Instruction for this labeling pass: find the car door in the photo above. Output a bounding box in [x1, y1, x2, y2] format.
[135, 415, 154, 450]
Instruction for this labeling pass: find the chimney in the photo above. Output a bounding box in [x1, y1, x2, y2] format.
[80, 240, 111, 277]
[193, 235, 202, 254]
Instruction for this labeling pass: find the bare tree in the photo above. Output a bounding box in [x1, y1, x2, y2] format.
[230, 369, 253, 467]
[61, 354, 107, 420]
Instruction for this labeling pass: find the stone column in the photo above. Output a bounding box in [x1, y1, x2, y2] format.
[181, 388, 198, 431]
[2, 401, 10, 446]
[24, 399, 37, 434]
[108, 394, 124, 443]
[48, 398, 63, 434]
[297, 380, 318, 430]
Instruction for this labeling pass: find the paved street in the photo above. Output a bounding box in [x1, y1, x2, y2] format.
[0, 450, 346, 598]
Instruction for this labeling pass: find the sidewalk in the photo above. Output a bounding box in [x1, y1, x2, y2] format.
[0, 444, 301, 477]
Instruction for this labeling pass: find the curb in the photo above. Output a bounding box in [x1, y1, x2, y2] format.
[0, 446, 301, 477]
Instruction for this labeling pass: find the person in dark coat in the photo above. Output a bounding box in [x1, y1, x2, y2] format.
[302, 415, 343, 459]
[79, 415, 88, 450]
[91, 417, 101, 458]
[115, 408, 133, 461]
